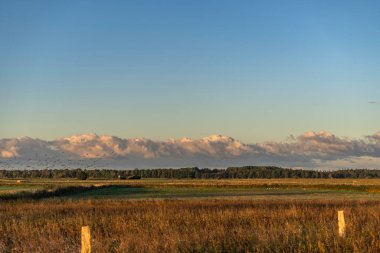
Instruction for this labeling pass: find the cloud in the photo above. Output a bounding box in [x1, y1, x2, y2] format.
[1, 131, 380, 169]
[49, 134, 251, 159]
[251, 131, 380, 164]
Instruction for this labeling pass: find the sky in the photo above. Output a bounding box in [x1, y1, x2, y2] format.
[0, 1, 379, 169]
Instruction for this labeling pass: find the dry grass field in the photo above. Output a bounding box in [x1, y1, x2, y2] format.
[1, 179, 380, 252]
[1, 199, 380, 253]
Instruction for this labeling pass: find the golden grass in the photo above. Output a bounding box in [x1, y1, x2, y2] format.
[4, 178, 380, 190]
[1, 199, 380, 252]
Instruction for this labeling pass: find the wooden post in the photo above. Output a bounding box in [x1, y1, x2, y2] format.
[338, 210, 345, 237]
[81, 226, 91, 253]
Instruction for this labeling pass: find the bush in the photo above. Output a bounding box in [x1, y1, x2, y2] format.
[77, 171, 89, 180]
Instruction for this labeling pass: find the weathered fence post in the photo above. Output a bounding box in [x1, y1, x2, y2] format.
[81, 226, 91, 253]
[338, 210, 345, 237]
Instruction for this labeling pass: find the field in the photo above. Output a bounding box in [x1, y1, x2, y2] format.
[1, 179, 380, 252]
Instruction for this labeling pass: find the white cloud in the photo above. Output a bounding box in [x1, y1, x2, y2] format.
[52, 134, 251, 159]
[1, 131, 380, 169]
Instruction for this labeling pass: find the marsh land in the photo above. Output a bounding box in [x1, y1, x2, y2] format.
[1, 178, 380, 252]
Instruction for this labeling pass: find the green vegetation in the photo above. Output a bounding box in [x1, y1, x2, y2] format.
[3, 166, 380, 180]
[0, 185, 105, 201]
[67, 185, 380, 201]
[2, 178, 380, 201]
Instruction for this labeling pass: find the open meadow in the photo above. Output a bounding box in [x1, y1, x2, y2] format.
[1, 179, 380, 252]
[2, 0, 379, 251]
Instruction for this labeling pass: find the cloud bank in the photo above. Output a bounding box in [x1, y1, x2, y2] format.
[1, 131, 380, 169]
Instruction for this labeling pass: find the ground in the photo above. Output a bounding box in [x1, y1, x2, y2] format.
[1, 178, 380, 252]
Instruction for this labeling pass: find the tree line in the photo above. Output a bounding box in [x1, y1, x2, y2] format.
[1, 166, 380, 179]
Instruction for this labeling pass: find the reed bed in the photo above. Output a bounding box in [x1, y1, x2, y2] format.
[1, 199, 380, 252]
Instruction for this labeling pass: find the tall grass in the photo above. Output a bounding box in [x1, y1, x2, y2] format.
[1, 199, 380, 252]
[0, 185, 111, 201]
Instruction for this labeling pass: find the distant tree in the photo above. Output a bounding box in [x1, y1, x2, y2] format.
[77, 171, 89, 180]
[2, 167, 380, 180]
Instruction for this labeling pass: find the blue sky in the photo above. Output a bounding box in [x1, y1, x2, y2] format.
[0, 0, 379, 142]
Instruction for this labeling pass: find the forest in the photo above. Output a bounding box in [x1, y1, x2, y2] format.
[1, 166, 380, 179]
